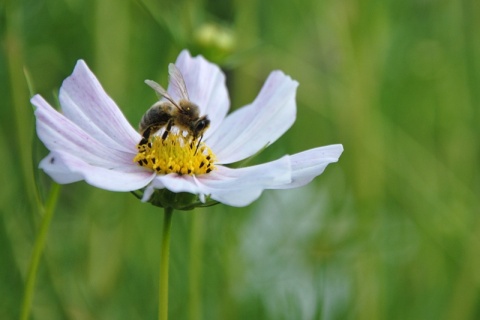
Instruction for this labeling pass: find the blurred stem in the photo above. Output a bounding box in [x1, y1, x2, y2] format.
[159, 207, 173, 320]
[20, 183, 61, 320]
[6, 0, 40, 210]
[94, 0, 129, 102]
[188, 210, 203, 320]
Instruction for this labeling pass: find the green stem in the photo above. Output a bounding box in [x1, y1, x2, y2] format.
[159, 207, 173, 320]
[188, 210, 203, 320]
[20, 183, 61, 320]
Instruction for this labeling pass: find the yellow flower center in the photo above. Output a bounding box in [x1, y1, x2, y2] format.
[133, 130, 216, 175]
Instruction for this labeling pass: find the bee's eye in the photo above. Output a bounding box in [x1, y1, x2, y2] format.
[195, 119, 209, 132]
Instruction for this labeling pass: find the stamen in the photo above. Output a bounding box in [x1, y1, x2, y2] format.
[133, 129, 216, 175]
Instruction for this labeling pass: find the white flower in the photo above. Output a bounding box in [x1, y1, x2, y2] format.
[33, 50, 343, 207]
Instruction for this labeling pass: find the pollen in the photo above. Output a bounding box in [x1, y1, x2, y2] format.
[133, 131, 216, 176]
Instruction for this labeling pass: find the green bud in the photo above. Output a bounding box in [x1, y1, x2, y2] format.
[194, 22, 235, 63]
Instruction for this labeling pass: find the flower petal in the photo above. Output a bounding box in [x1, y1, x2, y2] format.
[141, 174, 203, 203]
[145, 156, 291, 207]
[40, 150, 155, 191]
[143, 174, 196, 197]
[33, 95, 135, 167]
[197, 157, 291, 206]
[274, 144, 344, 189]
[208, 71, 298, 164]
[141, 179, 165, 203]
[171, 50, 230, 139]
[39, 152, 84, 184]
[142, 144, 342, 207]
[59, 60, 140, 153]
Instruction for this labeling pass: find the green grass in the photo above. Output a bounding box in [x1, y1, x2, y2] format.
[2, 0, 480, 319]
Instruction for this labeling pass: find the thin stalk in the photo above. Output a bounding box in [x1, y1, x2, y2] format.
[188, 210, 203, 320]
[159, 207, 174, 320]
[20, 183, 61, 320]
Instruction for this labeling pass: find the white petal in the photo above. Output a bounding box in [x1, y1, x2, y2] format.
[195, 156, 292, 207]
[141, 144, 342, 207]
[274, 144, 344, 189]
[141, 179, 165, 202]
[33, 95, 135, 167]
[59, 60, 140, 153]
[154, 174, 200, 194]
[40, 150, 155, 191]
[208, 71, 298, 164]
[141, 174, 199, 202]
[39, 153, 84, 184]
[33, 73, 154, 192]
[172, 50, 230, 139]
[141, 156, 291, 207]
[204, 186, 264, 208]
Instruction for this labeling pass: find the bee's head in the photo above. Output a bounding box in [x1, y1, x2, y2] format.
[193, 116, 210, 137]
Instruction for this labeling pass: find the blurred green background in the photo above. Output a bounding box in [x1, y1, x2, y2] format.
[2, 0, 480, 319]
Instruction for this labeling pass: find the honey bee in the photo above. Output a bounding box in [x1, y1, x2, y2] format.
[139, 64, 210, 150]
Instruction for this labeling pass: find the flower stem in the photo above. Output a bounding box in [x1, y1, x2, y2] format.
[20, 183, 61, 320]
[159, 207, 173, 320]
[188, 210, 203, 320]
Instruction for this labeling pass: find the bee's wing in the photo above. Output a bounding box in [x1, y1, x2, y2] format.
[168, 63, 190, 102]
[144, 79, 179, 108]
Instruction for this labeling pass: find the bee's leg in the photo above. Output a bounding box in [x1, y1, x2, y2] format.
[194, 135, 203, 155]
[139, 126, 153, 146]
[162, 119, 173, 140]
